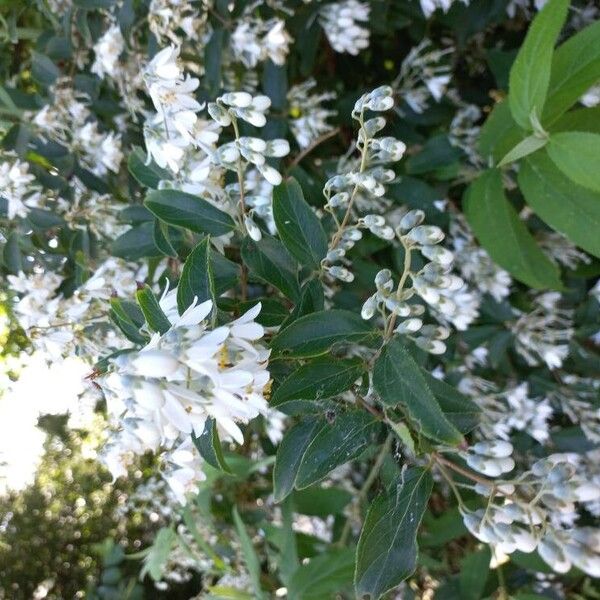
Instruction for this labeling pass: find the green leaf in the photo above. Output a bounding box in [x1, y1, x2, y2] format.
[128, 146, 171, 189]
[279, 279, 324, 331]
[459, 546, 491, 600]
[139, 527, 177, 581]
[544, 19, 600, 125]
[272, 178, 328, 268]
[112, 222, 161, 260]
[551, 106, 600, 135]
[497, 134, 547, 167]
[405, 135, 462, 175]
[478, 100, 524, 165]
[273, 418, 323, 502]
[212, 251, 241, 295]
[153, 218, 179, 258]
[373, 338, 463, 446]
[547, 131, 600, 193]
[232, 508, 267, 600]
[272, 357, 364, 406]
[241, 236, 300, 300]
[177, 237, 216, 315]
[145, 189, 236, 236]
[192, 418, 231, 473]
[508, 0, 569, 129]
[519, 152, 600, 259]
[73, 0, 116, 8]
[424, 372, 480, 434]
[110, 299, 148, 345]
[463, 169, 562, 289]
[136, 285, 171, 335]
[354, 468, 433, 599]
[287, 549, 355, 600]
[270, 310, 377, 358]
[293, 487, 352, 517]
[295, 410, 382, 489]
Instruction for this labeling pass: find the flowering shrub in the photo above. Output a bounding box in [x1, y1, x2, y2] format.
[1, 0, 600, 598]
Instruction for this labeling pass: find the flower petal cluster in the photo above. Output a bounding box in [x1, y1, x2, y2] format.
[319, 1, 370, 55]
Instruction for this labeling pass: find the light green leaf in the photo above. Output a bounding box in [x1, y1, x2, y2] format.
[464, 169, 562, 289]
[544, 19, 600, 125]
[139, 527, 177, 582]
[547, 131, 600, 193]
[497, 134, 547, 167]
[241, 236, 300, 300]
[145, 189, 236, 236]
[273, 177, 328, 268]
[232, 508, 267, 600]
[270, 310, 377, 358]
[508, 0, 569, 129]
[135, 284, 171, 335]
[177, 237, 216, 315]
[287, 549, 355, 600]
[192, 418, 231, 473]
[478, 100, 525, 165]
[354, 468, 433, 599]
[271, 357, 365, 406]
[373, 338, 463, 446]
[519, 152, 600, 258]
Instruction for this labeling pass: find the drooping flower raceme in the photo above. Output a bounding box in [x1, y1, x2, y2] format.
[319, 0, 370, 56]
[100, 295, 271, 503]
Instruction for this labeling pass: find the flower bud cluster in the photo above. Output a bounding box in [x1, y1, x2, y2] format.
[322, 87, 405, 283]
[460, 449, 600, 577]
[208, 92, 290, 240]
[100, 293, 271, 503]
[319, 0, 370, 56]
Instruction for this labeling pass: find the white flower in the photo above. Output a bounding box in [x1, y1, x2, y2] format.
[320, 0, 370, 56]
[91, 24, 124, 79]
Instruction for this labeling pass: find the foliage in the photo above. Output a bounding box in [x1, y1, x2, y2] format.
[1, 0, 600, 599]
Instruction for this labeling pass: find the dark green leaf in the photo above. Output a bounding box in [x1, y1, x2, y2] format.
[405, 135, 461, 175]
[463, 169, 562, 289]
[110, 298, 148, 345]
[273, 418, 323, 503]
[519, 152, 600, 258]
[270, 310, 377, 358]
[192, 418, 231, 473]
[279, 279, 324, 331]
[272, 177, 328, 268]
[373, 338, 463, 445]
[135, 285, 171, 335]
[459, 546, 491, 600]
[287, 549, 355, 600]
[145, 189, 236, 236]
[508, 0, 569, 129]
[295, 410, 381, 489]
[112, 222, 161, 260]
[355, 468, 433, 599]
[153, 219, 179, 258]
[177, 237, 216, 315]
[272, 357, 364, 406]
[128, 146, 171, 189]
[241, 236, 300, 300]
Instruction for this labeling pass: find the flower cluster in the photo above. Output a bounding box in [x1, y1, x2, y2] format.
[0, 153, 41, 219]
[100, 294, 271, 503]
[319, 0, 370, 55]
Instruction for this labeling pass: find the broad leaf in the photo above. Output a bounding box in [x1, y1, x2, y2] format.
[478, 100, 524, 165]
[547, 131, 600, 194]
[109, 298, 147, 345]
[295, 410, 382, 489]
[272, 357, 365, 405]
[355, 468, 433, 599]
[373, 338, 463, 445]
[459, 546, 491, 600]
[279, 279, 324, 331]
[153, 219, 179, 258]
[145, 189, 236, 236]
[497, 134, 547, 167]
[519, 152, 600, 258]
[270, 310, 377, 358]
[273, 418, 323, 502]
[508, 0, 569, 129]
[177, 237, 216, 315]
[128, 146, 170, 188]
[112, 222, 161, 260]
[423, 371, 480, 434]
[273, 178, 327, 269]
[544, 19, 600, 125]
[241, 236, 300, 300]
[192, 418, 231, 473]
[464, 169, 562, 289]
[287, 549, 355, 600]
[136, 285, 171, 335]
